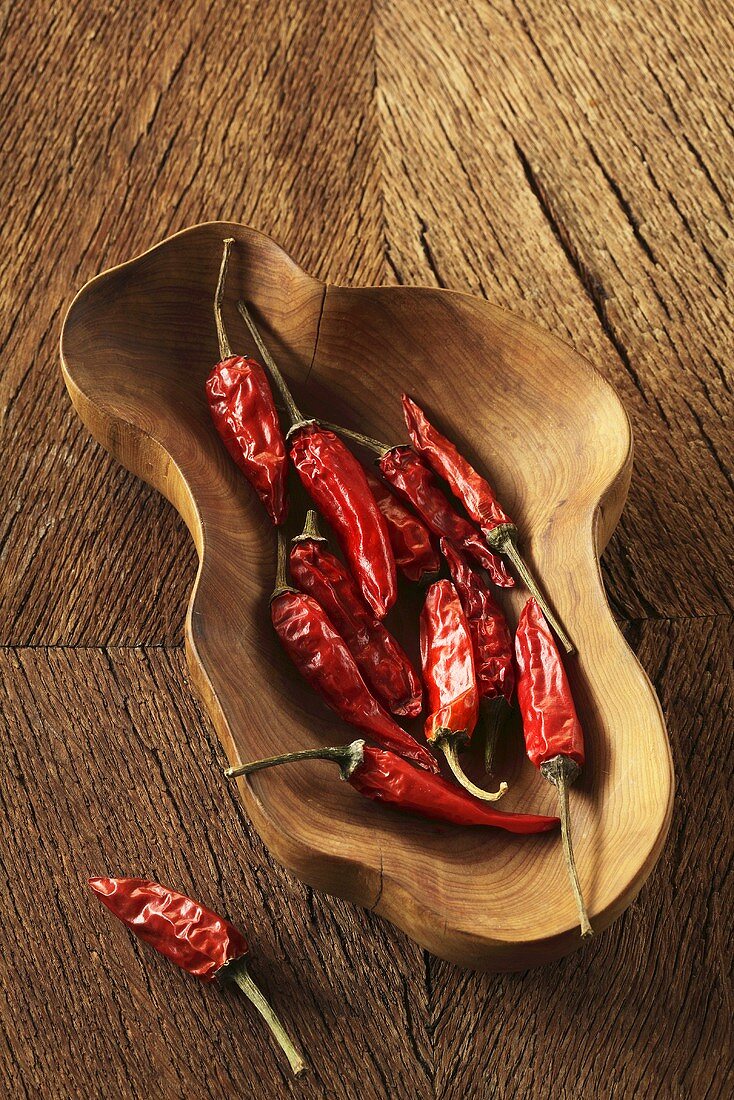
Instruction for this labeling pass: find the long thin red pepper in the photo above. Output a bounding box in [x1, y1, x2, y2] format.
[440, 538, 515, 773]
[402, 393, 575, 653]
[320, 423, 514, 588]
[420, 579, 507, 801]
[226, 740, 559, 835]
[515, 598, 592, 936]
[237, 301, 397, 619]
[89, 876, 306, 1075]
[205, 239, 288, 524]
[271, 529, 438, 771]
[363, 466, 440, 584]
[290, 511, 422, 717]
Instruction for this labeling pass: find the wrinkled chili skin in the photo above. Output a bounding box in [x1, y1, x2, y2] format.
[271, 589, 437, 771]
[378, 447, 514, 587]
[289, 538, 422, 718]
[289, 425, 397, 618]
[350, 746, 558, 833]
[206, 356, 288, 525]
[441, 539, 515, 705]
[515, 598, 585, 768]
[402, 393, 511, 535]
[364, 467, 440, 583]
[419, 579, 479, 743]
[89, 877, 247, 982]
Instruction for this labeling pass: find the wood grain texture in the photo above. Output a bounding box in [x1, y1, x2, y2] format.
[1, 0, 731, 1095]
[61, 221, 673, 968]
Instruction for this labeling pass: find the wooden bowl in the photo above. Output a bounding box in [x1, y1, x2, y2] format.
[60, 222, 673, 970]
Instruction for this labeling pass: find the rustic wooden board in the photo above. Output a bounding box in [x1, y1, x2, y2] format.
[1, 0, 731, 1095]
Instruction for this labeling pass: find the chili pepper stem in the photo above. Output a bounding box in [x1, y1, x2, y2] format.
[228, 961, 307, 1077]
[225, 740, 366, 782]
[482, 697, 510, 776]
[214, 238, 235, 360]
[320, 421, 391, 458]
[541, 755, 593, 938]
[236, 300, 304, 428]
[487, 525, 575, 655]
[271, 529, 296, 601]
[293, 508, 325, 543]
[439, 734, 508, 802]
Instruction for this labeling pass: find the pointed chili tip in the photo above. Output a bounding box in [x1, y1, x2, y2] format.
[88, 876, 115, 897]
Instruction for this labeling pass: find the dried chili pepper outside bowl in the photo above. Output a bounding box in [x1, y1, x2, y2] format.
[61, 221, 674, 969]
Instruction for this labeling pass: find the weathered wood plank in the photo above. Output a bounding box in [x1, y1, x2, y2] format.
[0, 648, 431, 1099]
[428, 617, 732, 1100]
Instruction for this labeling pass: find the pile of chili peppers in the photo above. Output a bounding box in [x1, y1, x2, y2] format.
[204, 238, 593, 937]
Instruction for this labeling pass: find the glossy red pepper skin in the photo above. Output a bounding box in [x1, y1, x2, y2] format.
[350, 745, 558, 833]
[402, 393, 511, 535]
[289, 537, 422, 718]
[289, 424, 397, 618]
[206, 356, 288, 525]
[271, 588, 438, 771]
[364, 467, 440, 583]
[515, 598, 585, 768]
[441, 539, 515, 705]
[420, 579, 479, 743]
[378, 446, 514, 587]
[88, 877, 247, 982]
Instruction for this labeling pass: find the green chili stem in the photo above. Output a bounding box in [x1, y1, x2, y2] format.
[488, 525, 575, 655]
[319, 421, 393, 458]
[230, 963, 307, 1077]
[214, 238, 235, 360]
[236, 300, 303, 427]
[541, 755, 593, 938]
[440, 735, 508, 802]
[225, 740, 365, 782]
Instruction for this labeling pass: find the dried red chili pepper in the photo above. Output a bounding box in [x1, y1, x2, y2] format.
[205, 239, 288, 524]
[440, 538, 515, 773]
[290, 511, 422, 717]
[420, 579, 507, 801]
[236, 302, 396, 619]
[321, 423, 514, 588]
[402, 393, 575, 653]
[272, 529, 438, 771]
[89, 876, 306, 1075]
[226, 740, 559, 835]
[515, 598, 592, 937]
[363, 466, 440, 584]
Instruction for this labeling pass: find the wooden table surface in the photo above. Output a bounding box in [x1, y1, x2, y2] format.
[1, 2, 731, 1097]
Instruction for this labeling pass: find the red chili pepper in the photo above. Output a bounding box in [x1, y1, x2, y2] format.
[402, 393, 575, 653]
[420, 579, 507, 801]
[89, 876, 306, 1075]
[440, 538, 515, 773]
[290, 511, 422, 717]
[319, 423, 513, 588]
[515, 598, 592, 937]
[237, 302, 396, 619]
[226, 740, 559, 835]
[363, 466, 440, 584]
[205, 239, 288, 524]
[272, 530, 438, 771]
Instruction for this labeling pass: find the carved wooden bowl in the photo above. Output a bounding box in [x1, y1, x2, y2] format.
[60, 222, 673, 970]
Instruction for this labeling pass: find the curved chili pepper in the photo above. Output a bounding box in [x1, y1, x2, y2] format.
[237, 302, 396, 619]
[319, 423, 513, 588]
[402, 393, 575, 653]
[420, 579, 507, 801]
[363, 466, 440, 584]
[226, 740, 559, 835]
[272, 531, 437, 771]
[89, 876, 306, 1075]
[515, 598, 591, 937]
[290, 511, 422, 717]
[441, 538, 515, 773]
[205, 239, 288, 524]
